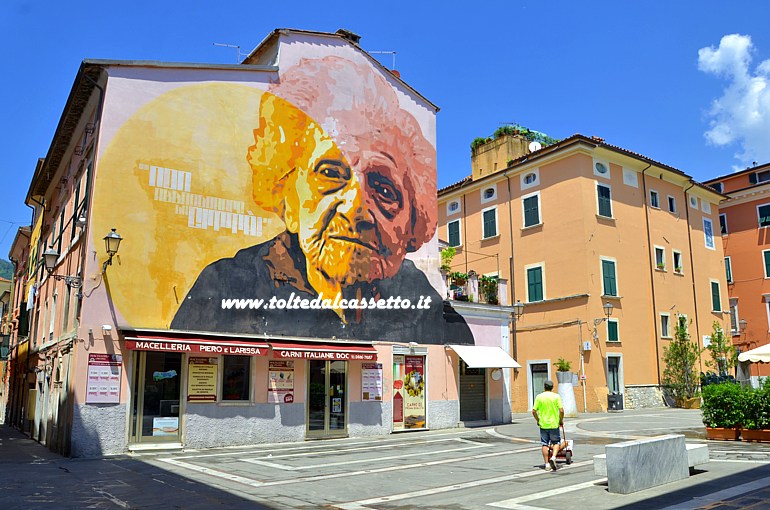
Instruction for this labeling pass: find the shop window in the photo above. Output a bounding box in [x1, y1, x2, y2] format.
[221, 356, 251, 401]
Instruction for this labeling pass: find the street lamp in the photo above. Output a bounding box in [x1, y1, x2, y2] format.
[43, 247, 82, 288]
[102, 228, 123, 272]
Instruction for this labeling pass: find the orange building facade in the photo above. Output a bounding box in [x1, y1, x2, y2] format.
[705, 163, 770, 384]
[439, 133, 728, 412]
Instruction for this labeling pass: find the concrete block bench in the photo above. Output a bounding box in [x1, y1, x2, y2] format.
[592, 435, 709, 494]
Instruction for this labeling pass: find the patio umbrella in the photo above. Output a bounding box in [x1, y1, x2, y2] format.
[738, 343, 770, 363]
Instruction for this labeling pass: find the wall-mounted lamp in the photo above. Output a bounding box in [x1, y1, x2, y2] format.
[102, 228, 123, 272]
[593, 302, 614, 326]
[739, 319, 748, 334]
[43, 247, 82, 288]
[511, 300, 524, 322]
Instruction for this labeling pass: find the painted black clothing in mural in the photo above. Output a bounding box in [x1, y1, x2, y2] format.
[171, 232, 472, 344]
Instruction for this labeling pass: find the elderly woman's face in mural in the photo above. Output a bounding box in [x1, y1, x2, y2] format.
[284, 136, 412, 285]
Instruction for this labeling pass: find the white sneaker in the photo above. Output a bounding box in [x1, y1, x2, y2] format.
[549, 458, 557, 471]
[544, 464, 553, 472]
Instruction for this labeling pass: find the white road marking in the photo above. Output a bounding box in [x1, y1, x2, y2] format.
[486, 429, 537, 443]
[660, 474, 770, 510]
[242, 443, 491, 471]
[160, 445, 544, 488]
[161, 429, 487, 460]
[487, 478, 607, 509]
[710, 459, 770, 464]
[333, 460, 593, 509]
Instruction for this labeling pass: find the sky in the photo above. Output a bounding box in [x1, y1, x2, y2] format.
[1, 1, 769, 261]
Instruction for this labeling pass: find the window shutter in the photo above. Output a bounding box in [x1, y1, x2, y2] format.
[711, 282, 721, 312]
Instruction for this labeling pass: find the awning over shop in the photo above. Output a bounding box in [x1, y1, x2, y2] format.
[124, 336, 269, 356]
[447, 345, 521, 368]
[271, 341, 377, 361]
[738, 343, 770, 363]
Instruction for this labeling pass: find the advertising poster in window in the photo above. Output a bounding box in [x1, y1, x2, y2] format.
[362, 363, 383, 401]
[187, 357, 218, 402]
[403, 356, 426, 429]
[268, 360, 294, 403]
[392, 355, 405, 430]
[86, 353, 122, 404]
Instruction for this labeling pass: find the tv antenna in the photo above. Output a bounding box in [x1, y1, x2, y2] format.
[370, 51, 396, 70]
[213, 43, 248, 63]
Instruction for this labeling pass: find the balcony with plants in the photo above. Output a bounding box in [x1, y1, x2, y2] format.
[440, 247, 507, 306]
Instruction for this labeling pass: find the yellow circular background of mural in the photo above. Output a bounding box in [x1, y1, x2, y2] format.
[92, 83, 284, 328]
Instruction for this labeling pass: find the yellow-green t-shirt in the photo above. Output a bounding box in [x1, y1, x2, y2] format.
[533, 391, 562, 429]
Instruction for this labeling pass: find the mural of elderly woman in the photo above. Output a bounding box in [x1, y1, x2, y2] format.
[172, 56, 472, 344]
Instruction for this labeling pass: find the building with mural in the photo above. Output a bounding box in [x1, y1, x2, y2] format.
[10, 29, 519, 457]
[704, 163, 770, 385]
[438, 130, 728, 412]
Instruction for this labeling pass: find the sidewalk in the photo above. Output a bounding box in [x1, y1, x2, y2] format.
[0, 424, 269, 510]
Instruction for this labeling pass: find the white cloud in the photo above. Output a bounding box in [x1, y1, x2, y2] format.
[698, 34, 770, 168]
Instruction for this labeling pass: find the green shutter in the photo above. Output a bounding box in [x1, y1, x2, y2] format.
[760, 205, 770, 227]
[607, 321, 619, 342]
[483, 209, 497, 238]
[724, 258, 732, 282]
[711, 281, 721, 312]
[448, 221, 460, 247]
[765, 251, 770, 278]
[602, 260, 617, 296]
[598, 185, 612, 217]
[527, 267, 543, 302]
[524, 196, 539, 227]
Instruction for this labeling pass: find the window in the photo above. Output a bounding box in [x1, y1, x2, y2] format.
[447, 220, 461, 247]
[649, 190, 659, 208]
[482, 207, 497, 238]
[593, 159, 610, 178]
[703, 218, 715, 250]
[522, 192, 541, 228]
[756, 169, 770, 184]
[711, 182, 723, 193]
[763, 250, 770, 278]
[719, 213, 728, 235]
[655, 247, 665, 270]
[481, 185, 497, 204]
[447, 201, 460, 215]
[526, 266, 544, 302]
[724, 256, 732, 283]
[729, 299, 739, 335]
[607, 319, 619, 342]
[597, 183, 612, 218]
[601, 259, 617, 297]
[711, 281, 722, 312]
[758, 204, 770, 227]
[661, 313, 671, 338]
[689, 195, 698, 209]
[668, 196, 676, 213]
[521, 169, 540, 190]
[622, 168, 638, 187]
[673, 251, 682, 274]
[221, 356, 251, 401]
[701, 201, 712, 214]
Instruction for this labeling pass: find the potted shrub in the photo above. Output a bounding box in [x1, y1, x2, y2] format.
[657, 262, 666, 270]
[554, 357, 573, 384]
[449, 271, 468, 286]
[663, 314, 703, 408]
[741, 380, 770, 442]
[702, 382, 744, 440]
[479, 275, 499, 305]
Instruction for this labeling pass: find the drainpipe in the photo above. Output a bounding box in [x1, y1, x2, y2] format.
[461, 194, 468, 273]
[504, 171, 518, 367]
[683, 182, 704, 374]
[640, 164, 663, 385]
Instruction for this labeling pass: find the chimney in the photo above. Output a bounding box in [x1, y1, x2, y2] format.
[336, 29, 362, 44]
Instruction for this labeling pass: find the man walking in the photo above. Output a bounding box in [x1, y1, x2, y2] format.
[532, 379, 564, 471]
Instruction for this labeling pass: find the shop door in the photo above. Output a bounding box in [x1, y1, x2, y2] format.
[530, 362, 549, 409]
[459, 360, 486, 422]
[130, 351, 182, 443]
[307, 360, 347, 438]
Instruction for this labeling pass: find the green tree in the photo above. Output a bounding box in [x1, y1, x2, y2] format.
[0, 259, 12, 280]
[705, 321, 738, 376]
[663, 314, 704, 401]
[440, 247, 456, 273]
